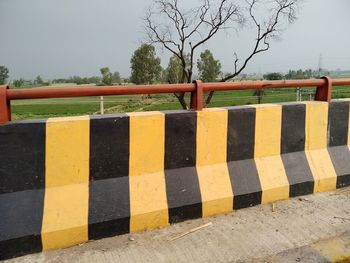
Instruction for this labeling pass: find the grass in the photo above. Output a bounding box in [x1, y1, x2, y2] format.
[10, 85, 350, 121]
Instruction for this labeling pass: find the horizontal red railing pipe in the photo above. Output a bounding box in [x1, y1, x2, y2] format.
[1, 77, 350, 124]
[6, 78, 350, 100]
[202, 79, 327, 91]
[332, 78, 350, 86]
[6, 83, 195, 100]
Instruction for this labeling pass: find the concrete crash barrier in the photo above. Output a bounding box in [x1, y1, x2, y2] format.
[1, 100, 350, 259]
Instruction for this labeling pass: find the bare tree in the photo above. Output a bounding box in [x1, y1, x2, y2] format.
[205, 0, 299, 105]
[146, 0, 242, 108]
[145, 0, 299, 109]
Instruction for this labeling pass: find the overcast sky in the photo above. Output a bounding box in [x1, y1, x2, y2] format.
[0, 0, 349, 80]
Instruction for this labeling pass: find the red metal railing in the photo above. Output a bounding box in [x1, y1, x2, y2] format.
[1, 76, 350, 124]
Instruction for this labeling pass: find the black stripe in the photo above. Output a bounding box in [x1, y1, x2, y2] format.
[227, 159, 262, 209]
[89, 114, 129, 180]
[164, 111, 202, 223]
[226, 107, 261, 209]
[337, 174, 350, 189]
[88, 178, 130, 239]
[328, 101, 349, 147]
[281, 104, 306, 154]
[227, 107, 256, 161]
[281, 152, 314, 197]
[165, 167, 202, 223]
[89, 115, 130, 239]
[0, 120, 45, 259]
[0, 235, 42, 260]
[0, 190, 44, 259]
[0, 121, 46, 194]
[164, 111, 196, 169]
[328, 146, 350, 188]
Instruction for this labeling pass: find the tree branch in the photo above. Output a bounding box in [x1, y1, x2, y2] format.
[205, 0, 299, 105]
[144, 0, 299, 108]
[221, 0, 298, 82]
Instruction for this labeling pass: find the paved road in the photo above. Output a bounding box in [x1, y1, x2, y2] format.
[5, 188, 350, 263]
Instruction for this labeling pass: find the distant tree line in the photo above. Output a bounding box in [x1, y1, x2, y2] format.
[52, 69, 122, 86]
[53, 76, 101, 85]
[263, 69, 330, 81]
[1, 69, 124, 89]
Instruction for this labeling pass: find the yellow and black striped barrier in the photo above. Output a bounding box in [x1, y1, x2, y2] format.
[1, 100, 350, 259]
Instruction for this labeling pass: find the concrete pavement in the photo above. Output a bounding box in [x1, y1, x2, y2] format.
[5, 188, 350, 263]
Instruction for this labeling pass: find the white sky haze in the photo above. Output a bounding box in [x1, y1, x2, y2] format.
[0, 0, 349, 79]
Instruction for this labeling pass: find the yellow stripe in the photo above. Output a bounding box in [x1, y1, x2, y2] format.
[197, 164, 233, 217]
[196, 108, 228, 165]
[306, 149, 337, 192]
[253, 104, 282, 158]
[42, 116, 89, 250]
[255, 156, 289, 204]
[196, 109, 233, 217]
[253, 105, 289, 204]
[304, 102, 328, 150]
[303, 102, 336, 192]
[41, 184, 89, 250]
[128, 112, 168, 232]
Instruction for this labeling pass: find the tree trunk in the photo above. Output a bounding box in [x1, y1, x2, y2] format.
[174, 93, 187, 109]
[205, 91, 215, 106]
[204, 78, 228, 106]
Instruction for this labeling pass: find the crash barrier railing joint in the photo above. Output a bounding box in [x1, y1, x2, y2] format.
[1, 76, 350, 124]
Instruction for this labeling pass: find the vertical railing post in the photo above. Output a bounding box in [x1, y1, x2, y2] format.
[190, 80, 203, 111]
[100, 96, 104, 115]
[0, 85, 11, 124]
[315, 76, 332, 102]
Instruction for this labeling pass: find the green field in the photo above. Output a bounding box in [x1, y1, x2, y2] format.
[10, 85, 350, 120]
